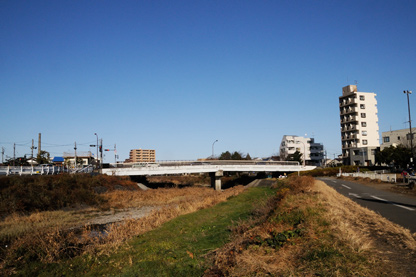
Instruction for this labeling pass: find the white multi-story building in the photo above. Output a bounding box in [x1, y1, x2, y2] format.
[339, 85, 380, 166]
[279, 135, 324, 166]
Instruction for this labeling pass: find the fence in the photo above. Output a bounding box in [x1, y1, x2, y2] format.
[337, 171, 397, 183]
[0, 165, 94, 176]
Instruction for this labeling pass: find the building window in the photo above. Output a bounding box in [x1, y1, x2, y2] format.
[383, 137, 390, 143]
[360, 95, 365, 100]
[353, 150, 360, 155]
[360, 104, 365, 109]
[398, 136, 401, 141]
[362, 140, 368, 145]
[361, 113, 366, 118]
[371, 149, 376, 155]
[362, 131, 367, 136]
[361, 122, 367, 127]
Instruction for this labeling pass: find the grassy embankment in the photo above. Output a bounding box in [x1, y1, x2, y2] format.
[0, 174, 246, 275]
[2, 173, 414, 275]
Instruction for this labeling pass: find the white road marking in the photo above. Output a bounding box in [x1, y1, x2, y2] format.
[332, 180, 337, 183]
[341, 184, 351, 189]
[370, 196, 415, 211]
[348, 193, 361, 199]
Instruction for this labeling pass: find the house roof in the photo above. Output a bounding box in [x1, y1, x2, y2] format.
[52, 157, 64, 162]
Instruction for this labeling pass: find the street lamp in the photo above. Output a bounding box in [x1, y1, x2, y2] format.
[94, 133, 99, 169]
[404, 90, 414, 165]
[297, 140, 306, 168]
[212, 140, 218, 159]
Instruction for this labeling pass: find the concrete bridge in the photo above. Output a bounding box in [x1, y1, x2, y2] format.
[102, 160, 316, 190]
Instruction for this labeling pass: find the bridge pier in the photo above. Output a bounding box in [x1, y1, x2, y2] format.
[210, 170, 223, 190]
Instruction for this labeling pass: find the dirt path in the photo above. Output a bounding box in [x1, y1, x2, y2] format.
[84, 206, 158, 226]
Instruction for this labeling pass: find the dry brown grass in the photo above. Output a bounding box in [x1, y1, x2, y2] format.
[314, 181, 416, 272]
[94, 186, 246, 252]
[0, 211, 87, 243]
[205, 176, 416, 276]
[101, 186, 229, 209]
[147, 175, 210, 187]
[0, 185, 246, 272]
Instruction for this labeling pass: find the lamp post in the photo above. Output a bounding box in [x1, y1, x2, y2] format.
[94, 133, 99, 169]
[212, 140, 218, 159]
[404, 90, 414, 165]
[297, 140, 306, 168]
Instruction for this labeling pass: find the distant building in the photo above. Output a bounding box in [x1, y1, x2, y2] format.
[126, 149, 156, 163]
[52, 156, 64, 166]
[63, 151, 93, 167]
[279, 135, 324, 166]
[309, 138, 325, 166]
[339, 85, 380, 166]
[381, 127, 416, 149]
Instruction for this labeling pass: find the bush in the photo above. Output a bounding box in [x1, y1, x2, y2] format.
[0, 174, 137, 217]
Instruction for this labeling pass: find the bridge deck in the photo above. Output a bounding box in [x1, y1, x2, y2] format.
[101, 161, 315, 176]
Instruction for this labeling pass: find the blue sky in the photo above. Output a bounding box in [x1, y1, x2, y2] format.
[1, 0, 416, 162]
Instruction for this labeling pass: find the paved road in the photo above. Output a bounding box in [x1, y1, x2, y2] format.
[318, 177, 416, 233]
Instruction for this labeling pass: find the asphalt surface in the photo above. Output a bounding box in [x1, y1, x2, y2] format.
[318, 177, 416, 233]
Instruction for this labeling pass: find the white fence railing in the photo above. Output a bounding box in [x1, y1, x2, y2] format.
[0, 165, 94, 176]
[337, 172, 397, 183]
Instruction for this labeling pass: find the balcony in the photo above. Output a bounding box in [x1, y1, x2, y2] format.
[339, 98, 357, 107]
[340, 106, 357, 115]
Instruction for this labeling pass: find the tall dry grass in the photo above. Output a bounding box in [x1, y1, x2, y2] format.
[0, 185, 246, 273]
[92, 186, 246, 253]
[205, 175, 416, 276]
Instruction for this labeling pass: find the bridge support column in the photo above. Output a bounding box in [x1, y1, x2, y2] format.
[210, 170, 223, 191]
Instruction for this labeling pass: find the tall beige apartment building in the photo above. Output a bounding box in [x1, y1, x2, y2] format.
[339, 85, 380, 166]
[128, 149, 156, 163]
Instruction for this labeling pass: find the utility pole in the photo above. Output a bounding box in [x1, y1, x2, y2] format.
[13, 143, 16, 167]
[1, 147, 4, 164]
[114, 144, 117, 164]
[31, 139, 37, 163]
[100, 138, 103, 169]
[38, 133, 41, 157]
[94, 133, 99, 169]
[404, 90, 414, 166]
[74, 142, 77, 168]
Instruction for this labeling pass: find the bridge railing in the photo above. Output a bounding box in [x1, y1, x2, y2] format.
[106, 160, 300, 168]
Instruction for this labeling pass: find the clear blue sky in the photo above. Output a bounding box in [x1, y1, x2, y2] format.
[1, 0, 416, 162]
